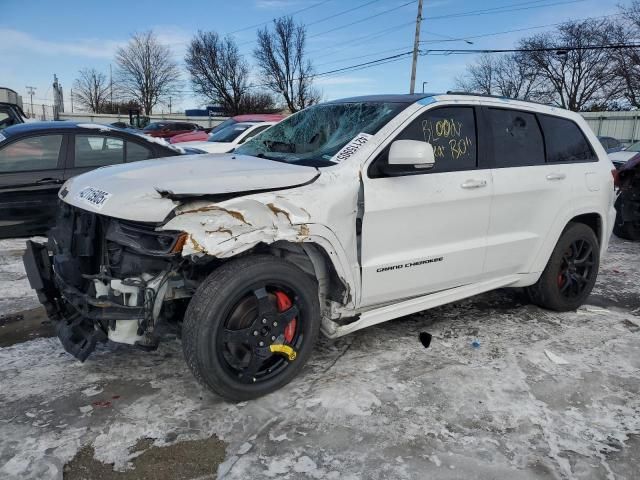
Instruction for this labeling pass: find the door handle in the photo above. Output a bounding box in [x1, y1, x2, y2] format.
[36, 178, 63, 185]
[461, 179, 487, 189]
[546, 173, 566, 181]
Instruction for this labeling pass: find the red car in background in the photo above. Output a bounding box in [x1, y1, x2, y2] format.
[169, 114, 285, 144]
[142, 121, 204, 140]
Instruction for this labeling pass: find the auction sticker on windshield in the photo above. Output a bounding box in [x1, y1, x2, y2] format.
[331, 132, 373, 163]
[0, 133, 6, 143]
[77, 186, 112, 210]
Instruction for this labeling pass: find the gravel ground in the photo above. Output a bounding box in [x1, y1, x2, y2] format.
[0, 236, 638, 479]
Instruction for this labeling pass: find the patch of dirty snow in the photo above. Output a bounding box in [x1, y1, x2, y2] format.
[0, 237, 639, 479]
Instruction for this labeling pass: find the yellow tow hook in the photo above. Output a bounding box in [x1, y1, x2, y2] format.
[269, 344, 297, 361]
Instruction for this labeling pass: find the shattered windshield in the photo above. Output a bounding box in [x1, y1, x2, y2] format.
[234, 102, 407, 167]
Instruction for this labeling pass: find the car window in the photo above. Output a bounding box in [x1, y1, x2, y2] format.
[239, 125, 271, 144]
[539, 115, 596, 163]
[209, 124, 253, 143]
[488, 108, 544, 167]
[370, 106, 477, 176]
[126, 141, 153, 162]
[0, 134, 62, 173]
[75, 135, 124, 168]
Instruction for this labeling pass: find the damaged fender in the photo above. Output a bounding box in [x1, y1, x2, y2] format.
[161, 195, 358, 310]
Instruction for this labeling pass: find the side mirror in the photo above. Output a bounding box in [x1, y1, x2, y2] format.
[388, 140, 435, 169]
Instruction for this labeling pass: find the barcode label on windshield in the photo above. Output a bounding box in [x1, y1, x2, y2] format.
[332, 133, 372, 163]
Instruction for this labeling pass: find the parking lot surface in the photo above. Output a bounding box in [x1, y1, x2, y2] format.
[0, 237, 639, 479]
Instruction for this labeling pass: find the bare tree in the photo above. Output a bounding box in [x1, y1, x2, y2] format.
[455, 54, 495, 95]
[72, 68, 110, 113]
[185, 31, 250, 115]
[456, 53, 550, 102]
[254, 16, 319, 112]
[115, 31, 181, 114]
[239, 91, 278, 113]
[611, 2, 640, 108]
[519, 19, 623, 111]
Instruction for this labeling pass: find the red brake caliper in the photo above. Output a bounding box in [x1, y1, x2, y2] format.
[274, 291, 297, 343]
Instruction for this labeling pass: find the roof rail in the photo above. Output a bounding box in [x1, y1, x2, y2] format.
[444, 90, 555, 108]
[445, 91, 513, 100]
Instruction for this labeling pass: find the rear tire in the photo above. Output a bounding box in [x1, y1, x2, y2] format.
[527, 223, 600, 311]
[182, 255, 320, 401]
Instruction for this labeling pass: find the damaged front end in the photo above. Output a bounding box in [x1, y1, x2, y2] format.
[614, 155, 640, 241]
[23, 202, 190, 361]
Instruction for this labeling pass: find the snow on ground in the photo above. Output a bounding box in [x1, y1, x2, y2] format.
[0, 239, 42, 316]
[0, 237, 639, 479]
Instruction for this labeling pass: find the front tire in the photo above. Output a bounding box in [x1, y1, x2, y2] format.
[527, 223, 600, 311]
[182, 255, 320, 401]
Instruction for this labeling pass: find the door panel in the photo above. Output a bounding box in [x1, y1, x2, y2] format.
[0, 134, 66, 238]
[483, 108, 590, 277]
[360, 105, 492, 307]
[361, 170, 493, 306]
[485, 165, 575, 276]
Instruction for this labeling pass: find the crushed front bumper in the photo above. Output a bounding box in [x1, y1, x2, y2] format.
[23, 240, 148, 361]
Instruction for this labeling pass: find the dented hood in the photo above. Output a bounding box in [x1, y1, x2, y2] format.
[61, 153, 319, 222]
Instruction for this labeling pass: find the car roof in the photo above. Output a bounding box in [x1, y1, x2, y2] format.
[0, 121, 145, 136]
[328, 94, 436, 104]
[0, 121, 177, 149]
[232, 114, 284, 122]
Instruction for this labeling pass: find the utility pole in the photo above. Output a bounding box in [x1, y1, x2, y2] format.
[168, 96, 172, 114]
[26, 86, 36, 118]
[70, 88, 74, 113]
[409, 0, 424, 94]
[110, 64, 113, 112]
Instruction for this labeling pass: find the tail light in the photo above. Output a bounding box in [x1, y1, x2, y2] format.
[611, 168, 620, 189]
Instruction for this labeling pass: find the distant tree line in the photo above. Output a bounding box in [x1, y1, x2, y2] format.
[455, 2, 640, 111]
[73, 16, 318, 116]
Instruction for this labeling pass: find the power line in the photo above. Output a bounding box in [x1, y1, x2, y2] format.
[308, 0, 417, 39]
[307, 21, 415, 58]
[421, 43, 640, 56]
[306, 0, 384, 27]
[424, 0, 585, 21]
[227, 0, 333, 35]
[420, 12, 623, 45]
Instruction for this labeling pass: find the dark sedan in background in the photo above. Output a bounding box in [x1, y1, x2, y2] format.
[142, 121, 204, 140]
[0, 122, 181, 238]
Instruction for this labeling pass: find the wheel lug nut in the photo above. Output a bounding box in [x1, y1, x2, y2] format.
[273, 322, 278, 327]
[271, 336, 276, 341]
[262, 318, 267, 324]
[253, 331, 259, 336]
[258, 341, 264, 347]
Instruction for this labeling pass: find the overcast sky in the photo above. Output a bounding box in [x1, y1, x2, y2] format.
[0, 0, 623, 113]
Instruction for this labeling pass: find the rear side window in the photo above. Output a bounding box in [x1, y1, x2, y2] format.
[126, 142, 152, 162]
[0, 134, 62, 173]
[75, 135, 124, 167]
[539, 115, 596, 163]
[488, 108, 544, 167]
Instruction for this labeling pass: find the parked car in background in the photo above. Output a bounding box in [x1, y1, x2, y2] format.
[598, 136, 624, 154]
[0, 122, 181, 238]
[142, 121, 203, 140]
[24, 93, 616, 401]
[181, 121, 276, 153]
[613, 155, 640, 240]
[609, 140, 640, 166]
[170, 114, 285, 144]
[0, 87, 27, 131]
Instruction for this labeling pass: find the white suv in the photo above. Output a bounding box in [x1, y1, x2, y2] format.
[24, 93, 617, 400]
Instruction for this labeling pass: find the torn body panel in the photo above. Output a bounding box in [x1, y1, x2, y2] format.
[161, 166, 363, 313]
